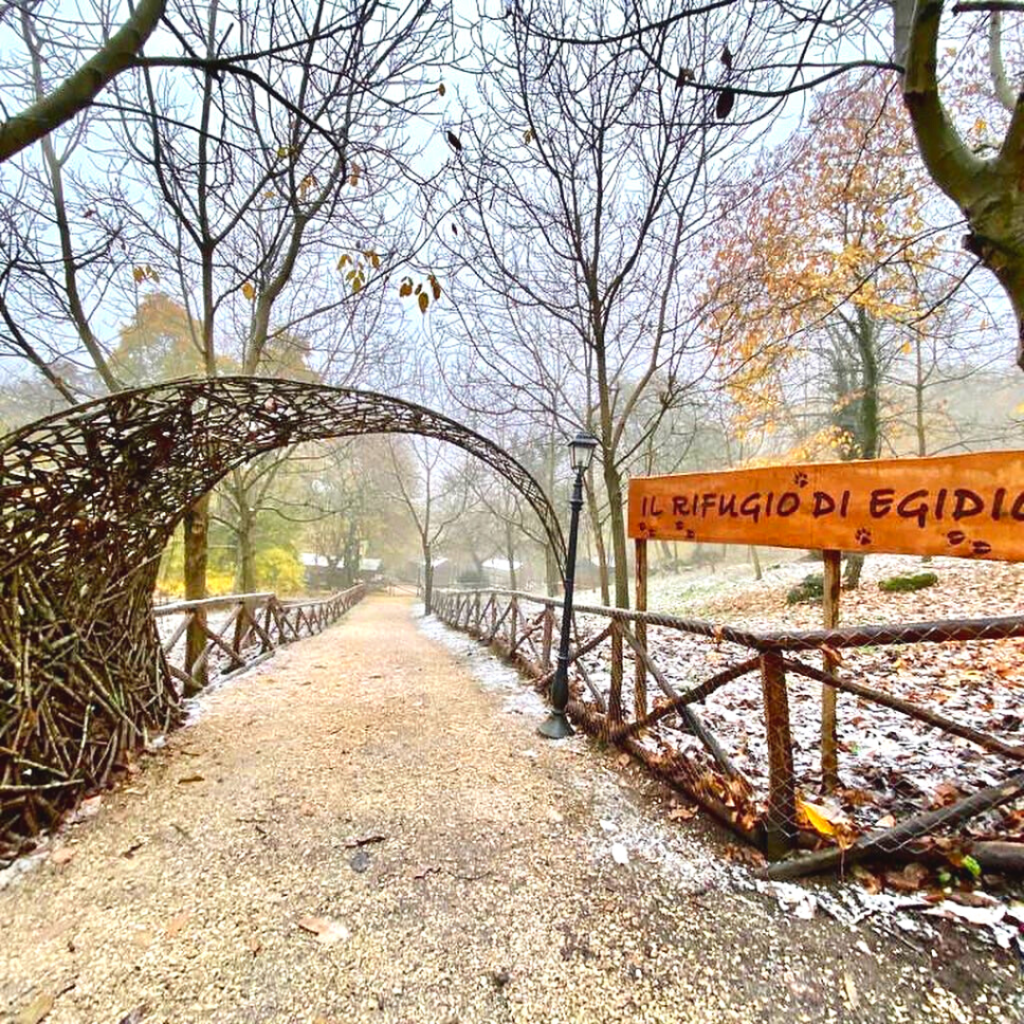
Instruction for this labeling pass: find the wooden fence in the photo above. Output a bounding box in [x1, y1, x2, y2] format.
[155, 584, 366, 693]
[433, 587, 1024, 875]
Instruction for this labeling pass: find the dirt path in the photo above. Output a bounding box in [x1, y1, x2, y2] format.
[0, 596, 1019, 1024]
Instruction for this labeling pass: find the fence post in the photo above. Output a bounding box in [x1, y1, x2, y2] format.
[760, 650, 797, 858]
[541, 603, 554, 671]
[634, 538, 648, 721]
[821, 549, 841, 792]
[609, 618, 623, 725]
[232, 598, 249, 662]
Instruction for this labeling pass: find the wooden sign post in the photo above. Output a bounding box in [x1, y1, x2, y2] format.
[628, 451, 1024, 825]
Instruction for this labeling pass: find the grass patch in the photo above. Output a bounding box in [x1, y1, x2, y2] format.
[786, 573, 824, 605]
[878, 571, 938, 593]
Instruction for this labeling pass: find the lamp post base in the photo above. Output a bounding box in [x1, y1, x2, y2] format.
[538, 710, 575, 739]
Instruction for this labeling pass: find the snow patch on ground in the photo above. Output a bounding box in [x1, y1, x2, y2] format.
[417, 610, 550, 721]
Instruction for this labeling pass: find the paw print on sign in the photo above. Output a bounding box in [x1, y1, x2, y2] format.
[685, 529, 696, 541]
[793, 471, 809, 488]
[972, 540, 992, 555]
[946, 530, 966, 546]
[855, 527, 871, 546]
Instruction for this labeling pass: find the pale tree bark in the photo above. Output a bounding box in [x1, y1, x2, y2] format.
[902, 0, 1024, 368]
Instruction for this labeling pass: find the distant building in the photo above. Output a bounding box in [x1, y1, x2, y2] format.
[481, 557, 522, 587]
[403, 557, 456, 589]
[300, 552, 343, 591]
[357, 557, 384, 582]
[300, 553, 384, 589]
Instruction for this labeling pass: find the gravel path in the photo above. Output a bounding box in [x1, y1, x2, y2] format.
[1, 595, 1020, 1024]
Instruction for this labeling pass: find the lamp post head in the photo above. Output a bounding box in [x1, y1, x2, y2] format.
[568, 431, 599, 472]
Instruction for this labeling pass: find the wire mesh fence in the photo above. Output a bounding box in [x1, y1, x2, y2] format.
[433, 587, 1024, 872]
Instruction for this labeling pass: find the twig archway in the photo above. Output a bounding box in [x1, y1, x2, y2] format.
[0, 376, 564, 848]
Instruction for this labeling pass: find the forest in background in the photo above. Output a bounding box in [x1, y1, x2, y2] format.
[1, 0, 1023, 607]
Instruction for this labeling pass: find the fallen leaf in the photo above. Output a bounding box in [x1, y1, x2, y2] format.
[616, 753, 631, 768]
[931, 781, 960, 808]
[177, 774, 205, 785]
[884, 862, 930, 893]
[50, 847, 76, 866]
[249, 936, 262, 956]
[132, 929, 156, 950]
[797, 798, 848, 838]
[843, 972, 859, 1009]
[668, 805, 698, 821]
[851, 864, 882, 895]
[874, 813, 897, 829]
[117, 1006, 149, 1024]
[297, 916, 350, 944]
[723, 843, 766, 868]
[299, 802, 316, 817]
[164, 911, 191, 938]
[15, 992, 54, 1024]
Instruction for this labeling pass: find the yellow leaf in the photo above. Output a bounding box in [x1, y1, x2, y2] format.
[337, 253, 351, 270]
[797, 798, 837, 837]
[901, 340, 912, 355]
[349, 161, 360, 187]
[430, 275, 442, 301]
[241, 281, 255, 301]
[399, 279, 413, 298]
[418, 291, 429, 314]
[352, 275, 362, 294]
[524, 128, 534, 144]
[132, 266, 146, 284]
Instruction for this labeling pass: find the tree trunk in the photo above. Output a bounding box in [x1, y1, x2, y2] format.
[749, 545, 763, 581]
[603, 456, 630, 609]
[843, 307, 881, 591]
[237, 505, 257, 594]
[505, 521, 517, 592]
[585, 475, 610, 606]
[183, 494, 210, 695]
[423, 544, 434, 613]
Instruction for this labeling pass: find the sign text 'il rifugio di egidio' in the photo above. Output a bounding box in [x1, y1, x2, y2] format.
[627, 452, 1024, 561]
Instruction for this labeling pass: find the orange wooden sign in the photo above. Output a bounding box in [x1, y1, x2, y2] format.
[628, 451, 1024, 561]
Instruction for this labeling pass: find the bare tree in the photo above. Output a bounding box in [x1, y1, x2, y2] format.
[441, 0, 745, 606]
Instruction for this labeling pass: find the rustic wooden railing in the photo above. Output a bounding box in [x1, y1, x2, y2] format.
[433, 587, 1024, 875]
[154, 584, 366, 694]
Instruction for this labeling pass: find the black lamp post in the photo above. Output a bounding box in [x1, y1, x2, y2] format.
[539, 430, 599, 740]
